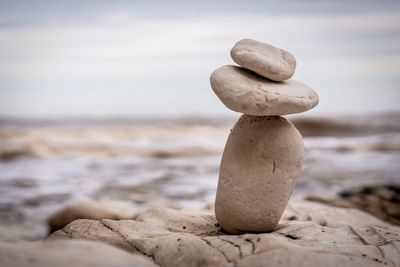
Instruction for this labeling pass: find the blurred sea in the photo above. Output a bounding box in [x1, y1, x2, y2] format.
[0, 112, 399, 241]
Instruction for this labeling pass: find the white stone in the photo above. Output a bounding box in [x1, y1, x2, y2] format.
[210, 65, 319, 116]
[231, 39, 296, 81]
[215, 115, 304, 233]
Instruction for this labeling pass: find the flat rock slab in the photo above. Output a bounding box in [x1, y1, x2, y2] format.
[210, 65, 319, 116]
[231, 39, 296, 82]
[48, 201, 400, 267]
[0, 239, 156, 267]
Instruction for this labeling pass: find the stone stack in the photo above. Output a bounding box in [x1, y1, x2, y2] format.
[211, 39, 319, 234]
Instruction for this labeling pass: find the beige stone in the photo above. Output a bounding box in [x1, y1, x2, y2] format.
[210, 65, 319, 116]
[0, 239, 156, 267]
[48, 201, 400, 267]
[231, 39, 296, 81]
[133, 206, 220, 236]
[47, 201, 130, 233]
[215, 115, 304, 233]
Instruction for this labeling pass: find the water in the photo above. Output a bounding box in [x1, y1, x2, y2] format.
[0, 113, 399, 241]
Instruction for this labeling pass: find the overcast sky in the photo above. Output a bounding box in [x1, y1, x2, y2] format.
[0, 0, 400, 117]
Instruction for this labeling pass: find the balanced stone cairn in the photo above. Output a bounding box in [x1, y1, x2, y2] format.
[211, 39, 319, 234]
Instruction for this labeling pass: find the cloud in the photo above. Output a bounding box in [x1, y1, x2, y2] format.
[0, 8, 400, 116]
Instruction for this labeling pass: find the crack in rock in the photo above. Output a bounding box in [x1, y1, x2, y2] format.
[312, 250, 391, 266]
[200, 237, 233, 265]
[369, 226, 390, 245]
[244, 238, 256, 254]
[348, 226, 370, 245]
[218, 236, 243, 258]
[100, 220, 156, 263]
[82, 221, 94, 237]
[391, 241, 400, 255]
[60, 228, 73, 239]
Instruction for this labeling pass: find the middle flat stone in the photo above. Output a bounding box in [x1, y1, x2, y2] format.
[210, 65, 319, 116]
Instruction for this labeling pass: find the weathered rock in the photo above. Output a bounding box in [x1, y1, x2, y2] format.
[48, 201, 400, 267]
[231, 39, 296, 81]
[133, 206, 221, 236]
[49, 218, 226, 267]
[47, 201, 131, 233]
[210, 65, 319, 116]
[307, 184, 400, 225]
[215, 115, 304, 233]
[0, 239, 156, 267]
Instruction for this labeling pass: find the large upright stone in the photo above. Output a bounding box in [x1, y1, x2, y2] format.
[215, 115, 304, 233]
[210, 65, 319, 116]
[231, 39, 296, 81]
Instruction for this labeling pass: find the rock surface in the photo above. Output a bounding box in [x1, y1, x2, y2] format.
[0, 239, 156, 267]
[49, 201, 400, 267]
[215, 115, 304, 233]
[307, 184, 400, 225]
[231, 39, 296, 81]
[210, 65, 319, 116]
[47, 201, 130, 233]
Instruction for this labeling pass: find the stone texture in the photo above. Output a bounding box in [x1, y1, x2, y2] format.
[215, 115, 304, 233]
[49, 201, 400, 267]
[210, 65, 319, 116]
[47, 201, 131, 233]
[0, 239, 156, 267]
[231, 39, 296, 81]
[307, 184, 400, 225]
[133, 206, 220, 236]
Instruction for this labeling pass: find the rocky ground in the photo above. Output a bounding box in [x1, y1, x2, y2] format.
[1, 192, 400, 267]
[307, 184, 400, 226]
[39, 200, 400, 267]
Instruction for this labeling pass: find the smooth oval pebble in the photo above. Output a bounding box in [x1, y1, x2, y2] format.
[215, 115, 304, 234]
[231, 39, 296, 81]
[210, 65, 319, 116]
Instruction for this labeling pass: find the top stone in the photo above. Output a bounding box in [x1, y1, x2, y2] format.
[231, 39, 296, 81]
